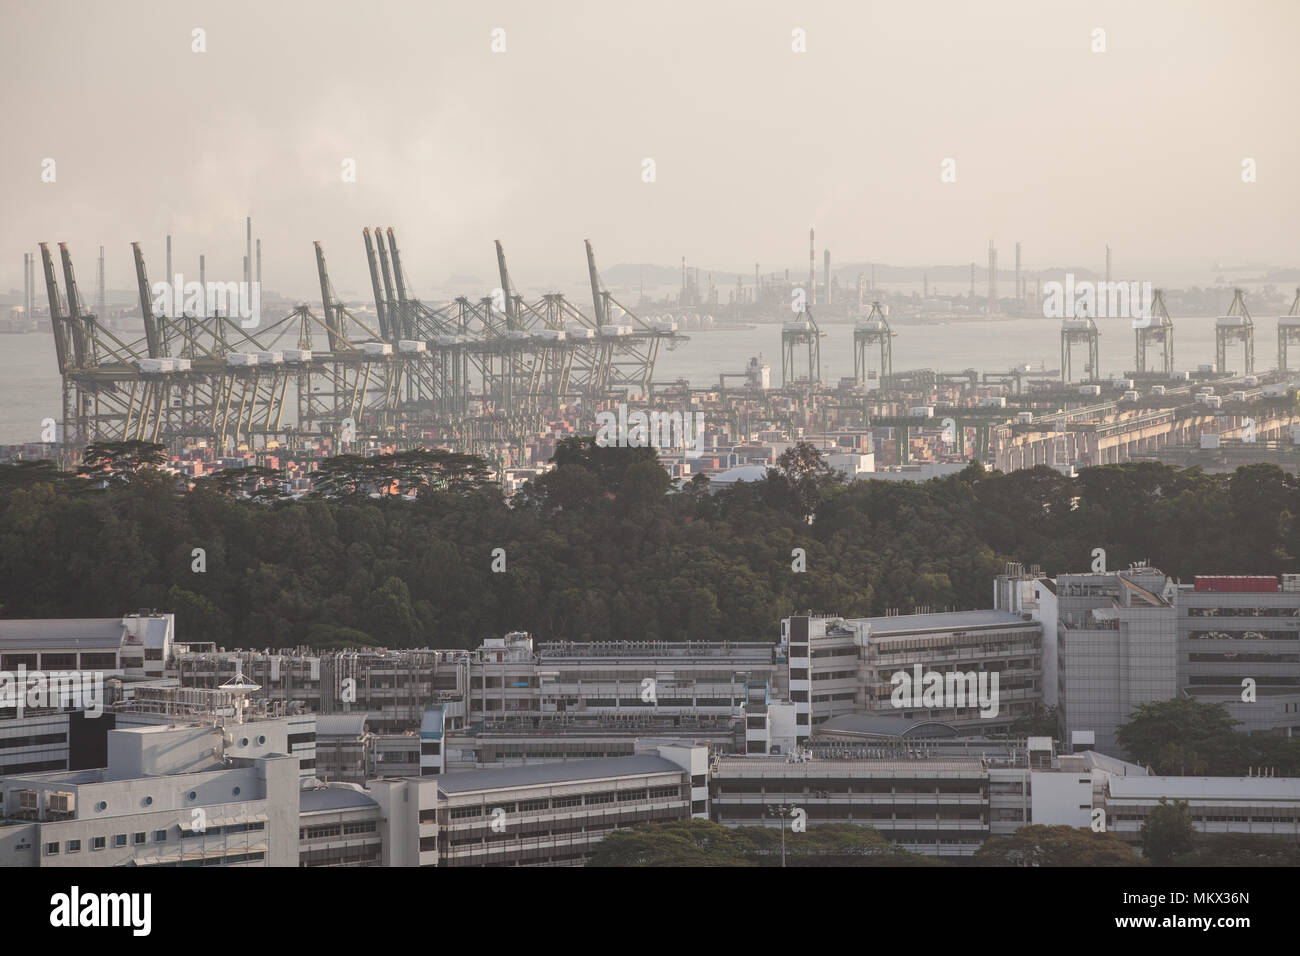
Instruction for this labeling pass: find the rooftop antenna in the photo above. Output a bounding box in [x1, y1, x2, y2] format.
[219, 661, 261, 725]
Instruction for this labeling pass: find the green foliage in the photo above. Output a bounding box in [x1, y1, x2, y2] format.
[1141, 798, 1197, 864]
[77, 441, 168, 487]
[1116, 699, 1239, 772]
[973, 825, 1145, 867]
[586, 819, 754, 866]
[586, 819, 941, 867]
[2, 454, 1298, 655]
[1169, 833, 1300, 867]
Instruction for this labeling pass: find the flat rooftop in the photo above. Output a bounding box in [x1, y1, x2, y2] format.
[1108, 775, 1300, 801]
[851, 609, 1034, 634]
[0, 618, 126, 651]
[436, 755, 683, 795]
[715, 757, 988, 773]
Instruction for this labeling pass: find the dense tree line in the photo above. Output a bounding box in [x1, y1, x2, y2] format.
[0, 440, 1296, 651]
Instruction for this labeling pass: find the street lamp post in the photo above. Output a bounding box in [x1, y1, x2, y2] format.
[767, 804, 796, 867]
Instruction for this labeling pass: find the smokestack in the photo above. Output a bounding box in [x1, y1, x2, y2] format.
[23, 253, 29, 317]
[988, 240, 997, 313]
[246, 216, 252, 286]
[870, 263, 875, 293]
[199, 255, 206, 316]
[256, 238, 262, 285]
[243, 257, 249, 292]
[166, 235, 172, 287]
[808, 227, 815, 306]
[1015, 241, 1022, 300]
[824, 249, 831, 305]
[1105, 243, 1112, 285]
[970, 263, 975, 298]
[923, 274, 928, 299]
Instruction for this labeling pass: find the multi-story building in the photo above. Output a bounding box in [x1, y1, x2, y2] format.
[0, 723, 300, 867]
[996, 564, 1300, 754]
[779, 610, 1044, 739]
[434, 745, 708, 867]
[110, 683, 318, 779]
[467, 633, 782, 724]
[0, 613, 175, 776]
[709, 737, 1100, 858]
[172, 646, 466, 734]
[298, 784, 384, 867]
[0, 612, 174, 682]
[1102, 773, 1300, 849]
[1050, 566, 1178, 755]
[1175, 574, 1300, 736]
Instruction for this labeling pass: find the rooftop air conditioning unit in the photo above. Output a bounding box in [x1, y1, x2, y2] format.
[48, 792, 75, 813]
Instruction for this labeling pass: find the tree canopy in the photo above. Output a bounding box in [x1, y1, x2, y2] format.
[973, 825, 1144, 867]
[2, 448, 1298, 652]
[586, 819, 941, 867]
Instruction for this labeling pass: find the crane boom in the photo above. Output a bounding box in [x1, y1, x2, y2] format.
[314, 241, 341, 352]
[132, 242, 164, 358]
[39, 243, 69, 374]
[363, 228, 389, 340]
[495, 240, 516, 329]
[584, 240, 607, 327]
[58, 243, 90, 367]
[386, 228, 409, 340]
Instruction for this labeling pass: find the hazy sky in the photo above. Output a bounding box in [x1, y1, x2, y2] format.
[2, 0, 1297, 301]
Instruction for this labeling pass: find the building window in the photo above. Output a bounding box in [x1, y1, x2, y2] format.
[114, 834, 127, 847]
[134, 832, 147, 845]
[45, 842, 59, 855]
[66, 840, 80, 853]
[154, 830, 168, 842]
[92, 837, 106, 850]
